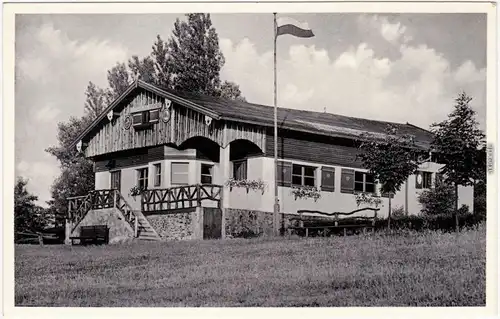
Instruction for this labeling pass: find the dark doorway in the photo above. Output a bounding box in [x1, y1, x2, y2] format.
[203, 208, 222, 239]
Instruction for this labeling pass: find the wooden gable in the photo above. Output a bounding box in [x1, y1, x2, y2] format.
[85, 89, 172, 157]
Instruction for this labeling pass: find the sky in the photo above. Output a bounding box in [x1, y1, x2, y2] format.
[15, 13, 487, 206]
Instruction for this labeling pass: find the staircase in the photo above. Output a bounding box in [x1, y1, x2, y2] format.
[134, 211, 162, 241]
[68, 189, 162, 242]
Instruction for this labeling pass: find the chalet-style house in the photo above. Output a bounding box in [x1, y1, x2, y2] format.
[66, 80, 474, 243]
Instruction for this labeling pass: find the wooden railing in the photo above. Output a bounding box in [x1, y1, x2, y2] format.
[141, 184, 223, 212]
[67, 189, 138, 236]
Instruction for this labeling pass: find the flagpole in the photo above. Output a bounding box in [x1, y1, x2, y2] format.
[273, 12, 280, 237]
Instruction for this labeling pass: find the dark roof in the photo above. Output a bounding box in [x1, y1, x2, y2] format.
[72, 80, 434, 149]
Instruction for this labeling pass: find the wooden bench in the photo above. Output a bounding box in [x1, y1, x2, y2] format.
[70, 225, 109, 245]
[288, 208, 379, 238]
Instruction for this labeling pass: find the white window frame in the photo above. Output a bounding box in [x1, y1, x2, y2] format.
[153, 163, 162, 187]
[200, 163, 214, 184]
[136, 167, 149, 190]
[354, 171, 375, 193]
[291, 163, 316, 187]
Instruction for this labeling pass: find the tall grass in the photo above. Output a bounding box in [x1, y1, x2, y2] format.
[15, 223, 485, 307]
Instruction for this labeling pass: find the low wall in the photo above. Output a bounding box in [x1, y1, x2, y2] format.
[224, 208, 297, 238]
[69, 208, 134, 244]
[145, 208, 202, 240]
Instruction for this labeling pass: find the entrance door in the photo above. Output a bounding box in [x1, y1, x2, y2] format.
[203, 208, 222, 239]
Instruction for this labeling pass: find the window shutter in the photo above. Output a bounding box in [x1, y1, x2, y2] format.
[277, 161, 292, 187]
[340, 169, 355, 193]
[321, 166, 335, 192]
[132, 113, 143, 126]
[149, 109, 159, 122]
[415, 171, 423, 189]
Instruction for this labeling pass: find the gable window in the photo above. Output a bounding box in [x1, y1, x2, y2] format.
[233, 160, 247, 181]
[292, 164, 316, 187]
[153, 163, 162, 187]
[171, 162, 189, 185]
[110, 170, 121, 191]
[137, 168, 148, 190]
[132, 109, 159, 129]
[201, 164, 214, 184]
[354, 171, 375, 193]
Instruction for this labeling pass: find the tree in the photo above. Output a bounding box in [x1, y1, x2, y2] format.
[83, 82, 107, 118]
[46, 115, 95, 226]
[128, 55, 155, 84]
[430, 92, 485, 232]
[357, 125, 421, 229]
[151, 35, 174, 88]
[219, 80, 246, 101]
[107, 62, 130, 101]
[14, 177, 47, 232]
[168, 13, 225, 95]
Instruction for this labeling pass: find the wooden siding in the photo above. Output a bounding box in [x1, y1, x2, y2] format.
[266, 129, 364, 168]
[94, 146, 165, 172]
[225, 121, 266, 151]
[174, 107, 224, 146]
[84, 88, 266, 158]
[85, 90, 170, 157]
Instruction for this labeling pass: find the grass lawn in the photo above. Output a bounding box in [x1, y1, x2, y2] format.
[15, 224, 486, 307]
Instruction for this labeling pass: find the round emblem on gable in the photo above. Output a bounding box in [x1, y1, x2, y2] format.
[123, 115, 132, 130]
[162, 107, 171, 123]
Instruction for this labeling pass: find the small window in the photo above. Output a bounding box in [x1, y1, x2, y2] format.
[422, 171, 432, 188]
[233, 160, 247, 181]
[110, 170, 121, 191]
[153, 163, 162, 187]
[354, 171, 375, 193]
[137, 168, 148, 190]
[292, 164, 316, 187]
[171, 162, 189, 185]
[201, 164, 213, 184]
[132, 109, 159, 128]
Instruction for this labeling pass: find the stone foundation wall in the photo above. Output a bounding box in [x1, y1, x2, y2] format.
[146, 210, 198, 240]
[69, 208, 134, 244]
[224, 209, 297, 238]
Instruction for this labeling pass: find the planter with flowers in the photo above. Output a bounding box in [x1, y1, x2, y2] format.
[225, 178, 266, 194]
[291, 185, 321, 202]
[354, 192, 382, 208]
[129, 185, 146, 201]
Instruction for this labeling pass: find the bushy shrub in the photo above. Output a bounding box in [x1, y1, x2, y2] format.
[375, 212, 482, 233]
[391, 206, 405, 218]
[418, 183, 455, 216]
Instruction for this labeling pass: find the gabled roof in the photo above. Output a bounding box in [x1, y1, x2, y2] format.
[71, 80, 434, 149]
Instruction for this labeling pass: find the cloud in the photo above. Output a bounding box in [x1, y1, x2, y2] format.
[358, 14, 412, 44]
[16, 22, 129, 205]
[16, 159, 60, 206]
[219, 26, 486, 132]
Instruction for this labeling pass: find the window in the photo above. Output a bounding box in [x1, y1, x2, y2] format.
[201, 164, 214, 184]
[153, 163, 162, 187]
[132, 109, 159, 128]
[354, 171, 375, 193]
[137, 168, 148, 190]
[292, 164, 316, 187]
[415, 171, 432, 189]
[171, 162, 189, 185]
[423, 172, 432, 188]
[110, 170, 121, 190]
[233, 160, 247, 181]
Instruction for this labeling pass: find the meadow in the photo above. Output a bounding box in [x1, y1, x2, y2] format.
[15, 224, 486, 307]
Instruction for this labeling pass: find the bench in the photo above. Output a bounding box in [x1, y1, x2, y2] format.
[70, 225, 109, 245]
[288, 208, 379, 237]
